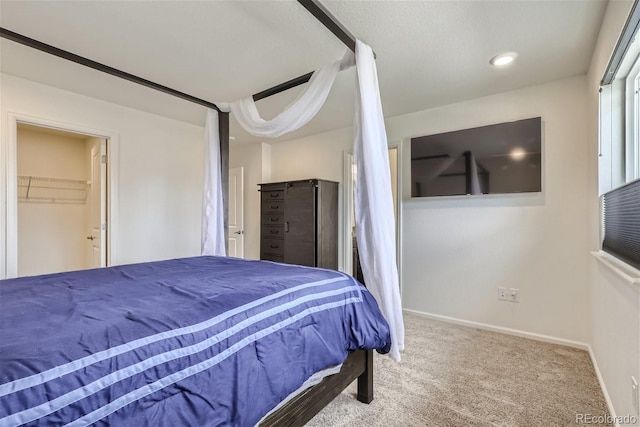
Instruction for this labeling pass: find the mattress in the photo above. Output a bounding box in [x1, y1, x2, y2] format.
[0, 256, 390, 426]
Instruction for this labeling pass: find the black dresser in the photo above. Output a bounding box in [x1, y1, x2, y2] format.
[259, 179, 338, 269]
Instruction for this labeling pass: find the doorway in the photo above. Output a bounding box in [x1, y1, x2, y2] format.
[343, 146, 400, 288]
[15, 123, 108, 276]
[227, 166, 245, 258]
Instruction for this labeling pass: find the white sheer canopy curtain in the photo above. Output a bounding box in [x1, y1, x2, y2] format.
[201, 108, 227, 257]
[230, 52, 355, 138]
[353, 40, 404, 361]
[208, 40, 404, 361]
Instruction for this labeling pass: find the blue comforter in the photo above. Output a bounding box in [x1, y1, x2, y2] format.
[0, 256, 390, 426]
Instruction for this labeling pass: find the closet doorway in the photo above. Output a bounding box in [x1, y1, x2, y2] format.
[16, 123, 108, 277]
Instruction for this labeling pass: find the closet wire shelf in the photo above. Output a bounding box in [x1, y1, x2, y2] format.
[18, 176, 89, 203]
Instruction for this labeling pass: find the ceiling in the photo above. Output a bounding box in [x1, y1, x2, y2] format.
[0, 0, 608, 144]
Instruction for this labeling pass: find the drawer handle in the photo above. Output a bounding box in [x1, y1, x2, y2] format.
[270, 193, 279, 198]
[270, 217, 279, 222]
[270, 244, 279, 249]
[270, 229, 279, 234]
[271, 205, 279, 209]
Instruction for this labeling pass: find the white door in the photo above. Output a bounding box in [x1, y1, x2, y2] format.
[88, 140, 107, 268]
[344, 148, 399, 278]
[227, 167, 244, 258]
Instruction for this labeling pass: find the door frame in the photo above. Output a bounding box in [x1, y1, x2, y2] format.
[342, 151, 355, 276]
[2, 112, 118, 278]
[227, 166, 245, 258]
[88, 140, 108, 268]
[342, 140, 403, 294]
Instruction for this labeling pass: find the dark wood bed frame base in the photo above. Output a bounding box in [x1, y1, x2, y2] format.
[261, 349, 373, 426]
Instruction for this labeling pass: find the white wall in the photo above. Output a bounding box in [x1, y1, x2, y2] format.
[396, 76, 590, 344]
[587, 0, 640, 422]
[1, 74, 205, 276]
[268, 128, 353, 271]
[17, 126, 88, 275]
[261, 75, 591, 344]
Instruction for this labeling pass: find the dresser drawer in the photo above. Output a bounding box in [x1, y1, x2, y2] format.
[261, 189, 285, 201]
[262, 213, 284, 225]
[261, 238, 284, 256]
[262, 200, 284, 215]
[261, 253, 284, 263]
[262, 225, 284, 239]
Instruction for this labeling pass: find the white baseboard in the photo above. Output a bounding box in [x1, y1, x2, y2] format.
[403, 308, 589, 350]
[403, 308, 619, 424]
[587, 345, 619, 427]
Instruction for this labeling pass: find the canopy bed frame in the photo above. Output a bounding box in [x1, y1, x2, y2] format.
[0, 0, 371, 248]
[0, 1, 380, 425]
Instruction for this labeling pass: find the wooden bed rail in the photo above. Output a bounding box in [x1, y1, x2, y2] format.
[261, 349, 374, 426]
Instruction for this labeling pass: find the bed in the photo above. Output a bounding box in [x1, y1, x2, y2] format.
[1, 1, 404, 425]
[0, 256, 390, 426]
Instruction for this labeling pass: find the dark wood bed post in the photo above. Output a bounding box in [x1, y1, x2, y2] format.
[218, 111, 230, 250]
[357, 349, 374, 403]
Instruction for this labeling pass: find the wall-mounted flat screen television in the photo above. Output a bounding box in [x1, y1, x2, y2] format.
[410, 117, 542, 197]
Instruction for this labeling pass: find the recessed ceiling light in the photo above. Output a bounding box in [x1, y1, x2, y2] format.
[490, 52, 518, 67]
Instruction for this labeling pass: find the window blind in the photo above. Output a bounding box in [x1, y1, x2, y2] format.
[602, 178, 640, 269]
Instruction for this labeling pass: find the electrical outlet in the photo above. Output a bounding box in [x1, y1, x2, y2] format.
[498, 287, 508, 301]
[508, 288, 520, 303]
[632, 376, 639, 416]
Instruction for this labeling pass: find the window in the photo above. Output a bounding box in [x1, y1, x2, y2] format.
[599, 2, 640, 270]
[625, 53, 640, 182]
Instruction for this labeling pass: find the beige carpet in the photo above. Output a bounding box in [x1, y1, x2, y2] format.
[307, 313, 611, 426]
